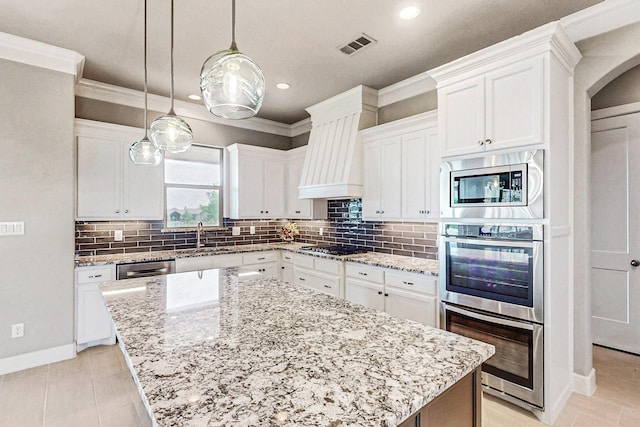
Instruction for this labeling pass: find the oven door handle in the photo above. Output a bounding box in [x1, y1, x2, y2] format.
[444, 304, 535, 331]
[442, 236, 537, 249]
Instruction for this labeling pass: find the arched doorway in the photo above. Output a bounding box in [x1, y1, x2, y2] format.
[573, 21, 640, 394]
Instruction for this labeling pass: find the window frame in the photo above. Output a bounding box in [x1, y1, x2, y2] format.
[163, 144, 224, 230]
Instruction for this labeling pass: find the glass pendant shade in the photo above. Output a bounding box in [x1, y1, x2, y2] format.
[129, 136, 162, 166]
[150, 112, 193, 153]
[200, 49, 265, 120]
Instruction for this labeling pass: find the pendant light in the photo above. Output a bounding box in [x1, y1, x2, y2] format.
[150, 0, 193, 153]
[130, 0, 162, 166]
[200, 0, 265, 120]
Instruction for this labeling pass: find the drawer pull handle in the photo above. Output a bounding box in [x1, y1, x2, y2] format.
[295, 210, 301, 214]
[299, 277, 305, 281]
[358, 272, 368, 276]
[93, 274, 102, 278]
[377, 291, 383, 295]
[258, 257, 266, 260]
[384, 293, 389, 297]
[323, 285, 331, 289]
[403, 281, 414, 286]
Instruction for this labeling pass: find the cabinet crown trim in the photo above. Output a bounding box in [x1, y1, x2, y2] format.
[361, 110, 437, 141]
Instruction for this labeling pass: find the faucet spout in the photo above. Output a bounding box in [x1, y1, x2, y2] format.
[196, 221, 204, 249]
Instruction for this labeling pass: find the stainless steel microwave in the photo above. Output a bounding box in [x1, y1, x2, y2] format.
[440, 150, 544, 219]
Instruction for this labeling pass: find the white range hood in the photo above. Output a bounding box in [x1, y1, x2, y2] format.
[298, 85, 378, 199]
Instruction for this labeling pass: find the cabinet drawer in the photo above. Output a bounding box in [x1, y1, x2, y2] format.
[385, 271, 437, 295]
[345, 263, 384, 284]
[294, 254, 315, 269]
[243, 251, 278, 265]
[212, 253, 243, 268]
[281, 252, 294, 263]
[314, 258, 340, 275]
[295, 270, 340, 298]
[76, 266, 116, 284]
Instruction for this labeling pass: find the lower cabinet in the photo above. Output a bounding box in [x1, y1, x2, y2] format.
[175, 251, 280, 280]
[294, 253, 342, 298]
[76, 265, 116, 351]
[345, 262, 438, 328]
[280, 252, 294, 284]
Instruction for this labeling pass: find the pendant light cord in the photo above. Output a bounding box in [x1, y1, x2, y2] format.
[169, 0, 175, 113]
[230, 0, 238, 51]
[143, 0, 148, 137]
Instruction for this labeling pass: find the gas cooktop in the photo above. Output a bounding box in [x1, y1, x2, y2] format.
[299, 245, 369, 256]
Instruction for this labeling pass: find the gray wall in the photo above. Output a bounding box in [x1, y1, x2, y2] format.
[591, 64, 640, 110]
[378, 91, 438, 125]
[76, 97, 292, 150]
[0, 59, 75, 359]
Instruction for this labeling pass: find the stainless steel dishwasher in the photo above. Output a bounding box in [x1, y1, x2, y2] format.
[116, 259, 175, 280]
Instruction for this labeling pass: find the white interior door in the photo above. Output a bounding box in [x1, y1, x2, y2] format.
[591, 112, 640, 354]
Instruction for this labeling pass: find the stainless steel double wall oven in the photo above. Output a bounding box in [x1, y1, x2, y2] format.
[439, 149, 545, 411]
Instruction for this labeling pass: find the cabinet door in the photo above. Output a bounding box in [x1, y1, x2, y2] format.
[425, 128, 440, 220]
[346, 279, 385, 312]
[485, 57, 543, 151]
[238, 156, 265, 217]
[439, 77, 485, 157]
[263, 160, 286, 217]
[380, 137, 402, 219]
[175, 256, 217, 273]
[77, 136, 121, 219]
[385, 287, 438, 327]
[286, 159, 311, 218]
[281, 262, 294, 284]
[362, 142, 382, 219]
[77, 284, 114, 344]
[402, 130, 429, 221]
[122, 142, 164, 219]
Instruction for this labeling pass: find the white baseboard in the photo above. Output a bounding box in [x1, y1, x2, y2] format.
[0, 344, 76, 376]
[573, 368, 597, 396]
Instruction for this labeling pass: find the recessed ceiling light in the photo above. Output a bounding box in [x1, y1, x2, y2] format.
[276, 82, 291, 90]
[399, 6, 420, 20]
[188, 94, 202, 101]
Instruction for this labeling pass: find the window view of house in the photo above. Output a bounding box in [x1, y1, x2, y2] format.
[164, 145, 223, 228]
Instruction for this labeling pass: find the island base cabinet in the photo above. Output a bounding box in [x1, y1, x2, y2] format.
[398, 367, 482, 427]
[385, 288, 438, 327]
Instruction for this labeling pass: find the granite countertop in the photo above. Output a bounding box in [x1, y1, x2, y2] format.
[100, 269, 493, 427]
[76, 242, 439, 276]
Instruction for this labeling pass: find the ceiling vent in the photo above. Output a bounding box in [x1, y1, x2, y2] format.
[338, 34, 377, 56]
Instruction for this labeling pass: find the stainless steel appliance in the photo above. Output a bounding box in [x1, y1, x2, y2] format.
[443, 302, 544, 409]
[116, 259, 175, 280]
[439, 223, 543, 323]
[299, 245, 369, 256]
[441, 149, 544, 219]
[440, 222, 544, 410]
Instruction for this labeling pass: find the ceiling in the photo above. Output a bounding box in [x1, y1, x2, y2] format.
[0, 0, 601, 124]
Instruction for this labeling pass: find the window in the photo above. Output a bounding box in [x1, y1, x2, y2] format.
[164, 145, 223, 228]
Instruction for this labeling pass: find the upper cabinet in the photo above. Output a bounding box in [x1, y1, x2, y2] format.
[227, 144, 286, 219]
[285, 147, 327, 220]
[430, 22, 581, 159]
[361, 111, 439, 222]
[76, 120, 164, 220]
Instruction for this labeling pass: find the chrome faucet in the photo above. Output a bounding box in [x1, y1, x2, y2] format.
[196, 221, 204, 250]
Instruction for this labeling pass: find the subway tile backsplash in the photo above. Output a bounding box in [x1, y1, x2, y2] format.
[75, 199, 438, 259]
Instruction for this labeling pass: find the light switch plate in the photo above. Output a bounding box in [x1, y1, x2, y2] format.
[114, 230, 124, 241]
[319, 227, 323, 236]
[232, 226, 241, 236]
[0, 222, 24, 236]
[250, 226, 256, 235]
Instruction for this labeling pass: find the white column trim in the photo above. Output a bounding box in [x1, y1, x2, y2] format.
[573, 368, 597, 396]
[0, 344, 76, 376]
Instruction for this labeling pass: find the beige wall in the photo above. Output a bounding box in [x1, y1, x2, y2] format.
[591, 64, 640, 110]
[0, 59, 75, 359]
[76, 97, 292, 150]
[573, 22, 640, 378]
[378, 91, 438, 125]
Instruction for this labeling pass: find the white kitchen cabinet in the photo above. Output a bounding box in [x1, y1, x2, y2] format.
[241, 251, 280, 279]
[280, 252, 294, 283]
[434, 55, 544, 157]
[361, 111, 439, 222]
[294, 253, 342, 298]
[175, 253, 244, 273]
[362, 136, 402, 221]
[285, 146, 327, 219]
[75, 264, 116, 351]
[227, 144, 286, 219]
[76, 120, 164, 220]
[345, 262, 438, 328]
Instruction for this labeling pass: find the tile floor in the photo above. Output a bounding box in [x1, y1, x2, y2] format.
[0, 344, 638, 426]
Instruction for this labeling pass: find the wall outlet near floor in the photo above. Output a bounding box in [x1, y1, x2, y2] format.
[11, 323, 24, 338]
[250, 226, 256, 235]
[319, 227, 324, 236]
[114, 230, 124, 241]
[232, 226, 241, 236]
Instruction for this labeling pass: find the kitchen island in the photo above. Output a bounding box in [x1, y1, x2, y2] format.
[100, 268, 493, 426]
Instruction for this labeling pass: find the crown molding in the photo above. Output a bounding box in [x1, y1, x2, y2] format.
[360, 110, 437, 140]
[75, 78, 298, 138]
[561, 0, 640, 42]
[290, 117, 312, 136]
[377, 71, 437, 108]
[0, 32, 84, 80]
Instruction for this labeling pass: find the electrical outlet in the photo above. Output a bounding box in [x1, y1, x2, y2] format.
[114, 230, 124, 241]
[250, 226, 256, 235]
[319, 227, 324, 236]
[232, 226, 241, 236]
[11, 323, 24, 338]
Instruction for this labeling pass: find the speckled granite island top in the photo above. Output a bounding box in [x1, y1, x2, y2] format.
[100, 269, 492, 426]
